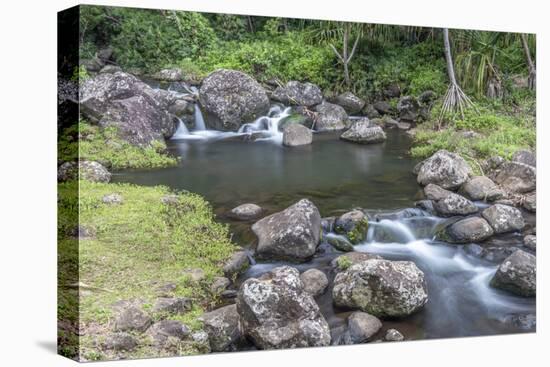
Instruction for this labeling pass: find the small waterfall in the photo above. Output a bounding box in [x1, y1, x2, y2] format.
[238, 106, 292, 143]
[171, 117, 190, 139]
[368, 219, 417, 243]
[194, 104, 206, 131]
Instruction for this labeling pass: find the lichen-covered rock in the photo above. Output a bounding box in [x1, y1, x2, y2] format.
[210, 277, 232, 294]
[103, 332, 138, 351]
[331, 92, 365, 114]
[340, 121, 386, 144]
[423, 183, 451, 201]
[523, 192, 536, 212]
[300, 269, 329, 297]
[346, 312, 382, 343]
[199, 69, 270, 131]
[223, 251, 250, 277]
[152, 297, 192, 315]
[373, 101, 393, 115]
[490, 250, 536, 297]
[252, 199, 321, 262]
[441, 217, 494, 244]
[334, 210, 369, 244]
[283, 123, 313, 147]
[490, 161, 536, 193]
[326, 234, 355, 252]
[512, 149, 536, 167]
[313, 102, 348, 131]
[481, 204, 525, 234]
[461, 176, 504, 202]
[147, 320, 190, 346]
[152, 68, 185, 81]
[332, 259, 428, 317]
[228, 203, 263, 221]
[272, 81, 323, 107]
[199, 304, 241, 352]
[114, 306, 152, 332]
[331, 252, 383, 272]
[417, 150, 472, 189]
[433, 193, 478, 217]
[502, 313, 536, 330]
[58, 161, 112, 183]
[237, 266, 331, 349]
[524, 235, 536, 252]
[384, 328, 404, 341]
[397, 96, 420, 122]
[102, 193, 123, 205]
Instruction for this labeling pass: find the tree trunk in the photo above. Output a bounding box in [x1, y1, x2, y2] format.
[443, 28, 457, 86]
[520, 34, 536, 90]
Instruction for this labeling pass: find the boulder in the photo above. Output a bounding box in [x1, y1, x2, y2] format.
[363, 104, 381, 119]
[440, 217, 494, 244]
[326, 234, 355, 252]
[384, 328, 404, 342]
[223, 251, 250, 277]
[99, 65, 122, 74]
[461, 176, 504, 202]
[332, 92, 365, 114]
[334, 210, 369, 244]
[300, 269, 329, 297]
[283, 124, 313, 147]
[373, 101, 393, 115]
[346, 312, 382, 343]
[418, 90, 437, 105]
[464, 243, 519, 263]
[271, 81, 323, 107]
[279, 112, 314, 130]
[182, 268, 206, 282]
[58, 161, 111, 183]
[103, 332, 138, 351]
[383, 83, 401, 98]
[481, 204, 525, 234]
[433, 193, 478, 217]
[397, 96, 420, 122]
[490, 161, 536, 193]
[332, 259, 428, 317]
[340, 121, 386, 145]
[152, 68, 184, 81]
[417, 150, 472, 189]
[252, 199, 321, 262]
[228, 203, 263, 221]
[199, 69, 270, 131]
[147, 320, 190, 346]
[102, 193, 123, 205]
[152, 297, 192, 315]
[502, 313, 536, 330]
[423, 183, 452, 201]
[524, 235, 536, 252]
[199, 304, 241, 352]
[490, 250, 536, 297]
[512, 149, 536, 167]
[114, 306, 152, 332]
[313, 102, 348, 131]
[210, 277, 231, 294]
[237, 266, 331, 349]
[523, 192, 536, 212]
[331, 252, 383, 272]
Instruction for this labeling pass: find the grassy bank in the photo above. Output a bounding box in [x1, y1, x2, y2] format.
[58, 181, 238, 360]
[58, 121, 178, 169]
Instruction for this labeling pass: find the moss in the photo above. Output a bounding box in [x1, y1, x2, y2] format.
[57, 181, 238, 360]
[58, 121, 178, 170]
[336, 256, 353, 271]
[346, 218, 369, 244]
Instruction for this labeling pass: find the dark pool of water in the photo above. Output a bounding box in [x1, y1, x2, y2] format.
[113, 129, 535, 342]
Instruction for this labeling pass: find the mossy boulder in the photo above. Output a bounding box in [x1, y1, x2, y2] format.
[334, 210, 369, 244]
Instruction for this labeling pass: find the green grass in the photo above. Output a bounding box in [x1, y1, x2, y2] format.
[58, 181, 238, 360]
[58, 122, 178, 170]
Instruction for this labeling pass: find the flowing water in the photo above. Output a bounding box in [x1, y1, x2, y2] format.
[113, 108, 535, 341]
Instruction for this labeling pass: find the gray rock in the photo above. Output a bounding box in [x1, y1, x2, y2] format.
[417, 150, 472, 189]
[210, 277, 231, 294]
[397, 96, 420, 122]
[152, 68, 184, 81]
[58, 161, 111, 183]
[237, 266, 331, 349]
[199, 304, 241, 352]
[147, 320, 190, 346]
[481, 204, 525, 234]
[373, 101, 393, 115]
[283, 123, 313, 147]
[332, 92, 365, 114]
[384, 328, 404, 341]
[461, 176, 504, 201]
[321, 216, 336, 232]
[423, 183, 452, 201]
[332, 259, 428, 317]
[326, 234, 355, 252]
[102, 193, 123, 205]
[331, 252, 383, 272]
[524, 235, 536, 252]
[223, 251, 250, 277]
[523, 193, 536, 212]
[252, 199, 321, 262]
[363, 104, 381, 119]
[340, 121, 386, 144]
[199, 69, 270, 131]
[191, 330, 210, 353]
[502, 313, 536, 330]
[334, 209, 369, 244]
[314, 102, 348, 131]
[442, 217, 494, 244]
[152, 297, 192, 315]
[300, 269, 329, 297]
[347, 312, 382, 343]
[383, 83, 401, 98]
[72, 224, 96, 240]
[272, 81, 323, 107]
[103, 332, 138, 351]
[114, 306, 152, 332]
[433, 193, 478, 217]
[228, 203, 263, 221]
[490, 161, 536, 193]
[490, 250, 536, 297]
[464, 243, 519, 263]
[182, 268, 206, 282]
[160, 194, 179, 205]
[99, 65, 122, 74]
[512, 150, 536, 167]
[418, 90, 437, 105]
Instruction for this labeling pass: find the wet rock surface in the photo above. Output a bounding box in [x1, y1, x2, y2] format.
[417, 150, 472, 189]
[491, 250, 536, 297]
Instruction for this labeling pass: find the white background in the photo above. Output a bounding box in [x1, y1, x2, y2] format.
[0, 0, 547, 365]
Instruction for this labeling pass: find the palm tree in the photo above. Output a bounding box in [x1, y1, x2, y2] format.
[520, 34, 536, 90]
[440, 28, 475, 126]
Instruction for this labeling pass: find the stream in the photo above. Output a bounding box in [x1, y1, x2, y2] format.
[112, 105, 535, 342]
